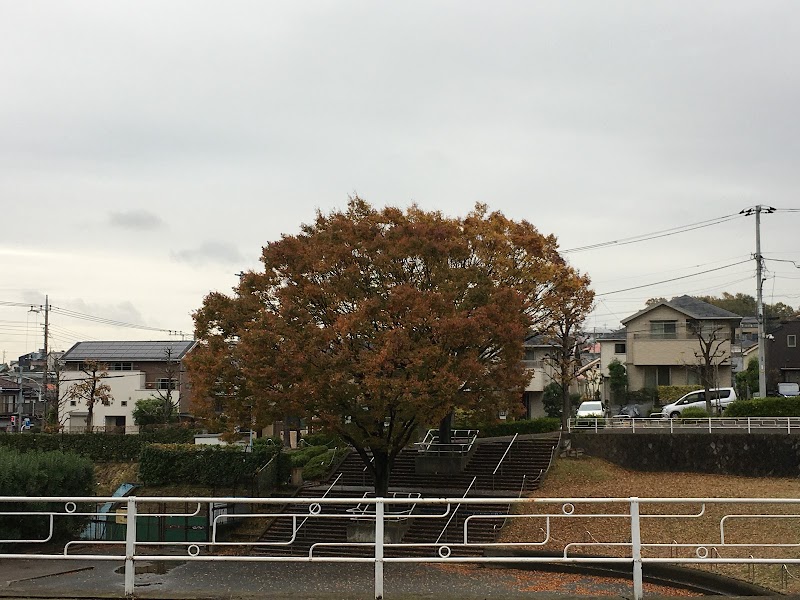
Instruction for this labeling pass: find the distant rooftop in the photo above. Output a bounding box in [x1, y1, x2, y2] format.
[596, 328, 626, 341]
[622, 295, 742, 324]
[61, 340, 196, 362]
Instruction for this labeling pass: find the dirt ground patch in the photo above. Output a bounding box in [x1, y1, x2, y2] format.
[501, 456, 800, 593]
[93, 462, 139, 496]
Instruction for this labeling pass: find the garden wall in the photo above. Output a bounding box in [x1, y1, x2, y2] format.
[572, 432, 800, 477]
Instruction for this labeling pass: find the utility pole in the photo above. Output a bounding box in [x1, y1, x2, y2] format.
[42, 295, 49, 424]
[16, 365, 23, 433]
[740, 205, 775, 398]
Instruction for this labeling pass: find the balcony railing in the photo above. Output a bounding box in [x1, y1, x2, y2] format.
[522, 360, 545, 369]
[633, 332, 733, 341]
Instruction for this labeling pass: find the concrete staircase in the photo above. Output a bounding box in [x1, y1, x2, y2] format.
[251, 488, 510, 558]
[328, 434, 559, 494]
[250, 433, 559, 559]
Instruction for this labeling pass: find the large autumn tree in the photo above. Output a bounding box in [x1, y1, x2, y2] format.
[187, 199, 587, 494]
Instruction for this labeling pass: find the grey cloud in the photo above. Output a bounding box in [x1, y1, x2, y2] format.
[109, 210, 165, 231]
[60, 298, 147, 327]
[171, 242, 244, 267]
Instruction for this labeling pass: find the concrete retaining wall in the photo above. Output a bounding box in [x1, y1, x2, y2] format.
[572, 432, 800, 477]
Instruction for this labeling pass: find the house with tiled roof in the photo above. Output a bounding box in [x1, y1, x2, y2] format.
[58, 340, 196, 433]
[620, 296, 742, 392]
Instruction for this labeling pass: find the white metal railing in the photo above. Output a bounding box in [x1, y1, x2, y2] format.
[568, 416, 800, 434]
[6, 495, 800, 600]
[414, 429, 479, 454]
[435, 476, 477, 544]
[347, 491, 421, 522]
[492, 433, 518, 476]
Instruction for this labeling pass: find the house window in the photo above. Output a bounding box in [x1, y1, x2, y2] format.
[121, 401, 128, 406]
[650, 321, 677, 339]
[157, 378, 177, 390]
[789, 335, 797, 348]
[70, 400, 77, 406]
[644, 366, 671, 387]
[523, 348, 537, 361]
[110, 362, 133, 371]
[614, 343, 626, 354]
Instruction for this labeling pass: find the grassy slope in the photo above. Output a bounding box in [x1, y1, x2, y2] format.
[501, 456, 800, 593]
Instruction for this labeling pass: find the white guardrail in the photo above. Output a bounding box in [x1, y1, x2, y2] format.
[4, 495, 800, 599]
[568, 416, 800, 433]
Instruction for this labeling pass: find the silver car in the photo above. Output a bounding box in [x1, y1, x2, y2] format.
[576, 401, 607, 418]
[661, 387, 737, 419]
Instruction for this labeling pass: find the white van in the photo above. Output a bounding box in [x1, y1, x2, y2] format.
[660, 388, 737, 419]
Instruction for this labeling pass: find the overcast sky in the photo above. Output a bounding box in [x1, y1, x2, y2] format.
[1, 1, 799, 362]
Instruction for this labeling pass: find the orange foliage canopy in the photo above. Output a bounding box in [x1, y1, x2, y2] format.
[187, 198, 590, 493]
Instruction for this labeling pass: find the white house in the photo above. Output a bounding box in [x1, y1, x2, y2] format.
[58, 340, 196, 433]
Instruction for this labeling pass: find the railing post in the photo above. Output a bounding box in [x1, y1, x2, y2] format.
[747, 417, 751, 434]
[708, 418, 712, 434]
[632, 418, 636, 433]
[630, 497, 644, 600]
[594, 418, 598, 433]
[124, 496, 137, 597]
[375, 497, 384, 600]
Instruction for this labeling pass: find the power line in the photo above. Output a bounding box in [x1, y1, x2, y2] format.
[595, 259, 752, 297]
[562, 213, 743, 254]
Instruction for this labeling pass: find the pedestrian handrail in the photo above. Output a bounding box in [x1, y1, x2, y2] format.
[8, 494, 800, 600]
[568, 416, 800, 433]
[414, 429, 479, 454]
[435, 476, 477, 544]
[346, 491, 421, 522]
[296, 473, 342, 533]
[493, 433, 518, 476]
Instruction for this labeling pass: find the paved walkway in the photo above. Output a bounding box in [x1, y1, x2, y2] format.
[0, 557, 679, 599]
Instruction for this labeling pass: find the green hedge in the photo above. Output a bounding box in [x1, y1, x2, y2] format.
[301, 432, 342, 447]
[301, 449, 338, 481]
[0, 428, 199, 462]
[139, 443, 280, 487]
[289, 445, 327, 467]
[477, 417, 561, 437]
[724, 397, 800, 417]
[680, 407, 710, 419]
[0, 448, 94, 544]
[657, 386, 697, 402]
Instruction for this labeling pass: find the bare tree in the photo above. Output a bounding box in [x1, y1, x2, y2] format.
[48, 358, 77, 431]
[150, 348, 179, 423]
[542, 271, 595, 434]
[687, 320, 729, 414]
[65, 360, 113, 432]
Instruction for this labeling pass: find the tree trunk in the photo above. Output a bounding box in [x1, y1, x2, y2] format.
[372, 450, 391, 496]
[560, 385, 570, 434]
[282, 416, 292, 448]
[438, 411, 453, 445]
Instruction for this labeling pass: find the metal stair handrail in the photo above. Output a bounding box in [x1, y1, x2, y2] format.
[492, 433, 519, 476]
[435, 476, 477, 545]
[296, 473, 342, 534]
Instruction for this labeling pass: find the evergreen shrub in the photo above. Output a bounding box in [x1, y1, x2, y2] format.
[477, 417, 561, 437]
[0, 448, 94, 545]
[139, 443, 279, 487]
[724, 397, 800, 417]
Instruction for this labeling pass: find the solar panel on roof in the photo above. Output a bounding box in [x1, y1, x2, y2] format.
[62, 340, 195, 361]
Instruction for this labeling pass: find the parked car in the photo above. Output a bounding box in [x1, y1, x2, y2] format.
[777, 382, 800, 398]
[660, 387, 737, 419]
[576, 401, 607, 418]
